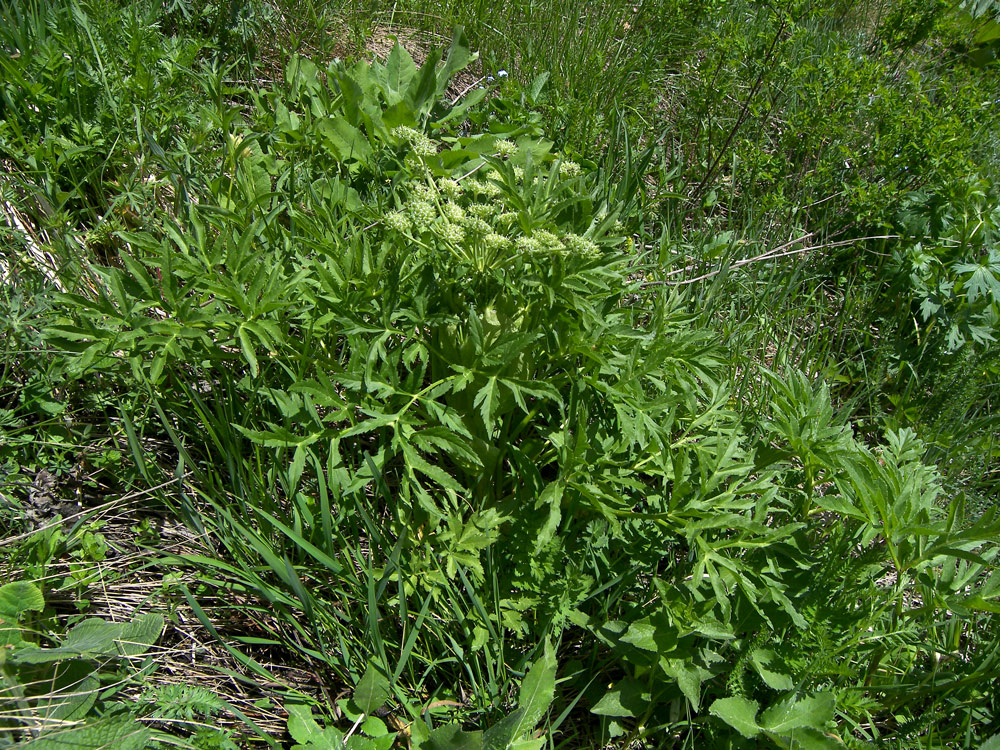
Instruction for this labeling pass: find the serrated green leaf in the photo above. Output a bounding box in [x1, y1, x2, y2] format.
[384, 44, 418, 98]
[474, 376, 501, 434]
[318, 117, 373, 164]
[238, 326, 259, 377]
[660, 657, 710, 711]
[287, 703, 345, 747]
[760, 693, 835, 734]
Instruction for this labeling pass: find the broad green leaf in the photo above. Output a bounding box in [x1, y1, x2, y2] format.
[975, 19, 1000, 44]
[709, 696, 761, 738]
[483, 641, 556, 749]
[528, 72, 550, 104]
[34, 660, 99, 721]
[760, 693, 835, 734]
[352, 662, 391, 715]
[408, 47, 442, 113]
[750, 649, 794, 691]
[768, 726, 845, 749]
[508, 740, 545, 750]
[20, 714, 150, 750]
[620, 615, 677, 653]
[117, 612, 164, 656]
[64, 618, 123, 653]
[287, 704, 345, 747]
[660, 657, 710, 710]
[590, 678, 650, 718]
[0, 581, 45, 618]
[425, 723, 483, 750]
[317, 117, 373, 164]
[438, 27, 477, 92]
[516, 640, 557, 729]
[384, 44, 418, 98]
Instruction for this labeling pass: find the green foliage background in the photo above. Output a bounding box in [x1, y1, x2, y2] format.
[1, 0, 998, 748]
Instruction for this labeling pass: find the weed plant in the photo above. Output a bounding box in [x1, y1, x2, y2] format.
[1, 1, 999, 748]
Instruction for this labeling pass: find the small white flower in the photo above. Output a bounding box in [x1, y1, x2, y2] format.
[464, 216, 492, 235]
[497, 69, 508, 78]
[391, 125, 437, 157]
[468, 203, 495, 218]
[535, 229, 564, 253]
[472, 179, 502, 197]
[516, 236, 543, 254]
[411, 183, 435, 201]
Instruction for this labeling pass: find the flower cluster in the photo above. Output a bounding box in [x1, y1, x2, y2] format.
[381, 149, 608, 264]
[391, 125, 437, 158]
[495, 139, 516, 158]
[559, 160, 582, 178]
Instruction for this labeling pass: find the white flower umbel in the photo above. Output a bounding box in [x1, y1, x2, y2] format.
[407, 201, 437, 230]
[563, 233, 600, 259]
[495, 139, 516, 158]
[384, 211, 412, 233]
[433, 221, 465, 244]
[442, 203, 466, 224]
[391, 125, 437, 158]
[438, 178, 463, 200]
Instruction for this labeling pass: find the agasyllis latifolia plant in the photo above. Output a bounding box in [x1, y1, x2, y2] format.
[45, 29, 1000, 747]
